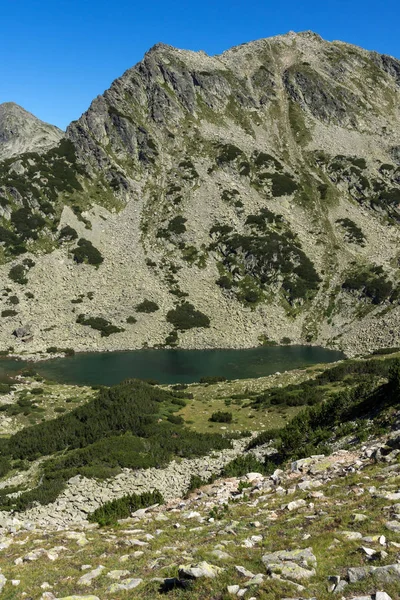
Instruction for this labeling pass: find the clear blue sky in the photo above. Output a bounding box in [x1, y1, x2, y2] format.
[2, 0, 399, 130]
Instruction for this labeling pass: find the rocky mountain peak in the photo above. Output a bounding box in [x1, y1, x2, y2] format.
[0, 102, 63, 160]
[1, 33, 400, 357]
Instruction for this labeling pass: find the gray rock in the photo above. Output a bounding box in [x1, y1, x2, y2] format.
[77, 565, 105, 586]
[385, 520, 400, 533]
[108, 578, 143, 592]
[179, 561, 224, 579]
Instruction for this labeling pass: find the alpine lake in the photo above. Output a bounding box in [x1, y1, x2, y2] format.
[0, 346, 345, 386]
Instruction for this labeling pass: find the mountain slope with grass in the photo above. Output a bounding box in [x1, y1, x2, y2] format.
[1, 32, 400, 355]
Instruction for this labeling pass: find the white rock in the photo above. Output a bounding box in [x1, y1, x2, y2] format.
[78, 565, 105, 586]
[227, 584, 240, 594]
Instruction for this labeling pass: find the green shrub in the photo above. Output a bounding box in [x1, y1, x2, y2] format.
[11, 207, 45, 240]
[135, 299, 159, 313]
[126, 316, 137, 324]
[199, 376, 227, 384]
[166, 302, 210, 330]
[216, 143, 243, 164]
[209, 411, 233, 423]
[342, 265, 393, 304]
[185, 474, 215, 496]
[88, 490, 164, 526]
[8, 264, 27, 284]
[165, 330, 178, 346]
[336, 218, 365, 245]
[59, 225, 78, 242]
[73, 239, 103, 266]
[30, 388, 44, 395]
[216, 275, 233, 289]
[221, 455, 273, 477]
[76, 314, 124, 337]
[1, 310, 17, 317]
[265, 173, 298, 196]
[167, 414, 184, 425]
[168, 216, 187, 235]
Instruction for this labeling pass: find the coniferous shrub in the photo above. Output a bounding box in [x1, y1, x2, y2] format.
[8, 264, 27, 284]
[88, 490, 164, 526]
[135, 299, 159, 313]
[76, 314, 124, 336]
[59, 225, 78, 242]
[209, 411, 233, 423]
[73, 238, 103, 266]
[166, 302, 210, 330]
[1, 310, 17, 317]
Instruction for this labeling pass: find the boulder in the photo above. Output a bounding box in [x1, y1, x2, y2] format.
[262, 547, 317, 582]
[108, 578, 143, 592]
[179, 561, 224, 579]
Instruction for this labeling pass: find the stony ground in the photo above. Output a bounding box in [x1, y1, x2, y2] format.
[1, 425, 400, 599]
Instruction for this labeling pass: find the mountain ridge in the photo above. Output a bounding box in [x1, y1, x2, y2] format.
[0, 31, 400, 357]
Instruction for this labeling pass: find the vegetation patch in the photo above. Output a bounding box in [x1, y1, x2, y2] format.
[336, 218, 366, 245]
[72, 238, 103, 266]
[342, 264, 396, 305]
[135, 299, 159, 313]
[209, 411, 233, 423]
[76, 314, 124, 336]
[88, 490, 164, 526]
[166, 302, 210, 330]
[0, 379, 231, 509]
[210, 210, 321, 306]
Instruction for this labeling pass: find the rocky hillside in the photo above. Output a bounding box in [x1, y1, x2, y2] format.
[1, 31, 400, 355]
[0, 103, 63, 161]
[1, 376, 400, 599]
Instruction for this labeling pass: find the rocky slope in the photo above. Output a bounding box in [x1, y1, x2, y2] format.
[0, 103, 63, 160]
[1, 421, 400, 598]
[1, 31, 400, 355]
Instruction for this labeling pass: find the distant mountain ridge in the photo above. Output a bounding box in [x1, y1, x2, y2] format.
[0, 102, 63, 160]
[0, 31, 400, 356]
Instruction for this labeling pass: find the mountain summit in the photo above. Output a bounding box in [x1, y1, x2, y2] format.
[0, 32, 400, 356]
[0, 102, 63, 160]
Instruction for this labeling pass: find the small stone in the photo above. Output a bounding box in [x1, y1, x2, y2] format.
[235, 565, 254, 578]
[106, 570, 130, 580]
[361, 546, 377, 557]
[286, 499, 307, 511]
[227, 584, 240, 594]
[333, 579, 348, 594]
[246, 473, 264, 482]
[78, 565, 105, 586]
[340, 531, 363, 540]
[327, 575, 340, 592]
[385, 521, 400, 533]
[353, 513, 368, 522]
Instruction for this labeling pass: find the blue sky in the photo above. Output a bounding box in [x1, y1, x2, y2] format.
[2, 0, 399, 130]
